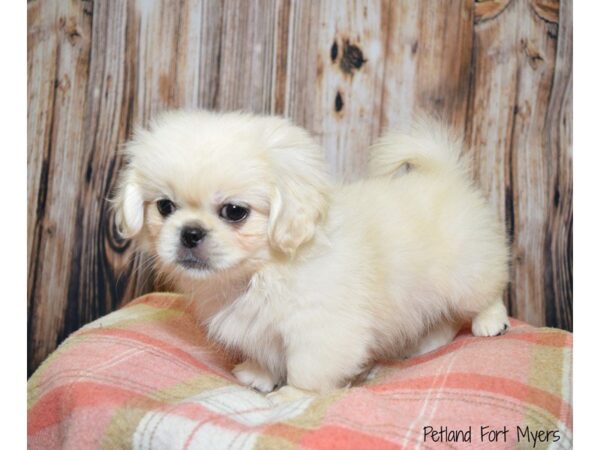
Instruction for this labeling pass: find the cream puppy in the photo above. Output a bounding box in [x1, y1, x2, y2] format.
[113, 110, 509, 395]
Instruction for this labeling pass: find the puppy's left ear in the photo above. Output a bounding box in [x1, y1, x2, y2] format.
[112, 167, 145, 239]
[265, 121, 331, 256]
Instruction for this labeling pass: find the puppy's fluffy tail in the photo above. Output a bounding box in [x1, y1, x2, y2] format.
[368, 117, 468, 178]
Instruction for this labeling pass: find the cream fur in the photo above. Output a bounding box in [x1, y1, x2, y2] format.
[113, 110, 510, 394]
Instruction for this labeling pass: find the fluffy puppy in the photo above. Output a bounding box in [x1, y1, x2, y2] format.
[113, 110, 509, 395]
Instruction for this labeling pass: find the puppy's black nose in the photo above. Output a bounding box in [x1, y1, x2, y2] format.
[180, 226, 206, 248]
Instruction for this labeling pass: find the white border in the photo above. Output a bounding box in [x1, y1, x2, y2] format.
[573, 0, 600, 446]
[1, 2, 27, 449]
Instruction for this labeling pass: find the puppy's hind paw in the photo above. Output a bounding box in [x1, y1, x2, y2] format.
[233, 360, 279, 393]
[472, 319, 509, 337]
[472, 301, 510, 337]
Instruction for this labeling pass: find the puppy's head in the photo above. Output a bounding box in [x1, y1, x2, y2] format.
[113, 110, 330, 279]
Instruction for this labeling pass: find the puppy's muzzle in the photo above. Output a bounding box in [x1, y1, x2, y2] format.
[180, 225, 207, 248]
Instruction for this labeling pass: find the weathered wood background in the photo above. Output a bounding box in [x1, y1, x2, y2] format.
[27, 0, 572, 375]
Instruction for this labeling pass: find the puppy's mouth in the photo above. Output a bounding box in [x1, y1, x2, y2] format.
[176, 256, 210, 271]
[178, 259, 209, 270]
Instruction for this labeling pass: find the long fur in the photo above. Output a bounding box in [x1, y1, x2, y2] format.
[112, 111, 510, 394]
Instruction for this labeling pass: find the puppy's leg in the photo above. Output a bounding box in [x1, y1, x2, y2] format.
[471, 299, 510, 337]
[284, 328, 370, 394]
[406, 320, 461, 357]
[232, 360, 279, 393]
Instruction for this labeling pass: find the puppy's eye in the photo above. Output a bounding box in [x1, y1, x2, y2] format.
[156, 199, 176, 217]
[219, 204, 249, 223]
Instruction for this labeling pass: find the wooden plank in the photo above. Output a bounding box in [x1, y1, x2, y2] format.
[133, 0, 183, 123]
[27, 1, 60, 314]
[467, 0, 561, 326]
[510, 0, 560, 326]
[27, 0, 93, 373]
[69, 0, 137, 333]
[543, 0, 572, 330]
[379, 0, 474, 133]
[272, 0, 291, 114]
[284, 0, 390, 181]
[214, 0, 280, 112]
[465, 0, 524, 318]
[173, 0, 224, 109]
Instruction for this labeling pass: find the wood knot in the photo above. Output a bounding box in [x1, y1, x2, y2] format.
[553, 188, 561, 208]
[411, 40, 419, 54]
[334, 91, 344, 112]
[85, 164, 93, 184]
[56, 74, 72, 94]
[330, 41, 338, 62]
[59, 16, 83, 45]
[340, 40, 366, 75]
[474, 0, 511, 23]
[520, 39, 545, 70]
[531, 0, 559, 24]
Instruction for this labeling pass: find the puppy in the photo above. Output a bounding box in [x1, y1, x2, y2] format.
[113, 110, 509, 395]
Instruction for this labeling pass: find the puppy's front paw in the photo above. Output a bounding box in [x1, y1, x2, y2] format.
[472, 301, 510, 337]
[266, 385, 315, 405]
[233, 360, 278, 393]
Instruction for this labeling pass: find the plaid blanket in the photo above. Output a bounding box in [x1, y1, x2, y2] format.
[28, 293, 572, 449]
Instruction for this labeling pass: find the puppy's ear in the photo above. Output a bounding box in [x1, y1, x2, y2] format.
[265, 121, 330, 256]
[112, 167, 144, 239]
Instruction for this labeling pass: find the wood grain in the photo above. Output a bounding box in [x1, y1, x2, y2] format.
[466, 0, 570, 327]
[284, 0, 390, 181]
[27, 0, 573, 374]
[28, 0, 94, 373]
[379, 0, 474, 132]
[544, 0, 572, 330]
